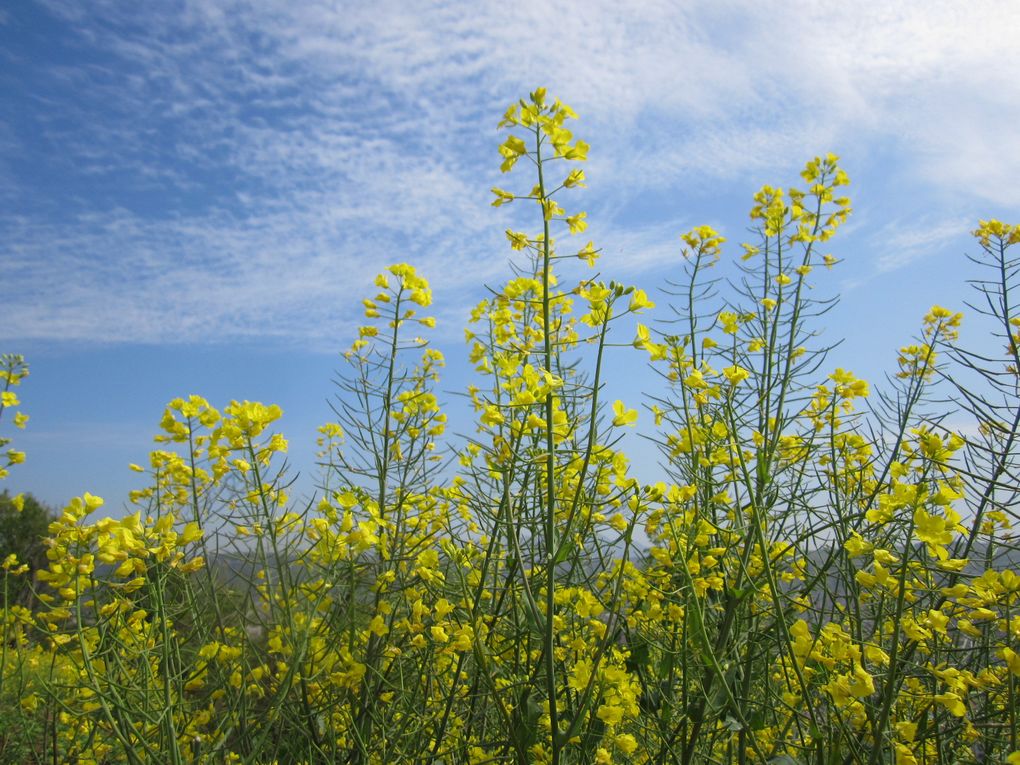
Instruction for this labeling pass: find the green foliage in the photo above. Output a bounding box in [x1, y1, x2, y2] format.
[0, 491, 51, 609]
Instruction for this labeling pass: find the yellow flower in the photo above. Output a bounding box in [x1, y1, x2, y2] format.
[718, 311, 739, 334]
[596, 704, 624, 725]
[934, 692, 967, 717]
[615, 734, 637, 754]
[430, 625, 449, 643]
[180, 522, 203, 545]
[563, 169, 586, 188]
[681, 225, 726, 259]
[2, 553, 28, 574]
[565, 211, 588, 234]
[451, 625, 474, 651]
[612, 400, 638, 427]
[722, 365, 750, 386]
[563, 140, 589, 161]
[848, 664, 875, 698]
[480, 405, 504, 427]
[607, 513, 628, 532]
[844, 533, 872, 558]
[973, 219, 1020, 247]
[914, 508, 954, 546]
[491, 187, 514, 206]
[923, 304, 963, 341]
[503, 135, 527, 156]
[506, 230, 529, 250]
[499, 135, 528, 172]
[577, 241, 599, 266]
[894, 743, 918, 765]
[628, 288, 655, 313]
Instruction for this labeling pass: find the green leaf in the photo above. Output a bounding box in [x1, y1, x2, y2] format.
[552, 538, 576, 565]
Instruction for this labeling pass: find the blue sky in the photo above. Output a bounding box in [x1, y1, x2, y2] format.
[3, 0, 1019, 513]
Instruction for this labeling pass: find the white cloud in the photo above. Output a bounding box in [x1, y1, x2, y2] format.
[871, 216, 974, 274]
[4, 0, 1018, 345]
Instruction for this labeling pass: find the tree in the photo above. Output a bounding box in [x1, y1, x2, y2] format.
[0, 490, 52, 609]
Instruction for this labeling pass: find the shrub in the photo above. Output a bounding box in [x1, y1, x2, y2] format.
[0, 491, 53, 609]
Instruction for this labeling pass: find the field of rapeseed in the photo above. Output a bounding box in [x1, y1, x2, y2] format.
[2, 90, 1019, 764]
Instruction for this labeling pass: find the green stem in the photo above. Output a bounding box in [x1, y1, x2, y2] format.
[534, 122, 561, 765]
